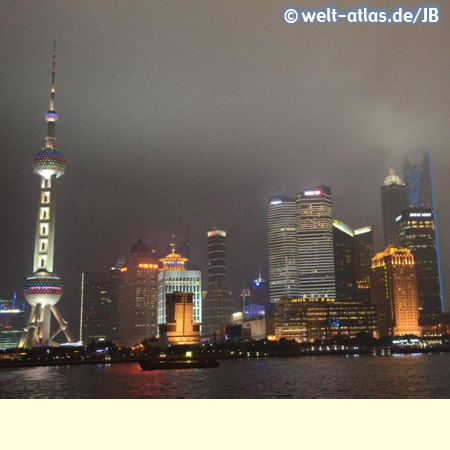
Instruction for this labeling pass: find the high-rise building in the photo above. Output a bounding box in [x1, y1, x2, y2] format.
[158, 292, 201, 345]
[396, 208, 442, 324]
[354, 226, 374, 303]
[297, 186, 336, 301]
[106, 255, 126, 340]
[202, 230, 234, 336]
[239, 270, 270, 321]
[79, 272, 115, 344]
[404, 151, 443, 305]
[157, 242, 202, 331]
[371, 246, 421, 337]
[268, 196, 298, 302]
[381, 167, 408, 247]
[404, 152, 433, 209]
[249, 270, 270, 305]
[333, 220, 357, 303]
[0, 295, 25, 350]
[19, 43, 74, 348]
[118, 239, 159, 346]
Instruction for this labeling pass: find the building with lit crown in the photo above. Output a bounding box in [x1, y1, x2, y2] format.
[157, 242, 201, 332]
[268, 196, 298, 302]
[202, 229, 233, 336]
[371, 246, 421, 337]
[354, 226, 374, 302]
[19, 43, 74, 347]
[381, 167, 407, 247]
[333, 220, 357, 303]
[396, 208, 442, 325]
[297, 186, 336, 301]
[118, 239, 159, 345]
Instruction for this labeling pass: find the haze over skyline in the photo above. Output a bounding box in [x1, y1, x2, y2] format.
[1, 0, 450, 334]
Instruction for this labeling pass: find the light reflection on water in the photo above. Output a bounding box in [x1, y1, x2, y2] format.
[1, 353, 449, 399]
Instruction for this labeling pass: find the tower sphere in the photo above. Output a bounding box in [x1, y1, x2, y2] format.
[45, 111, 59, 122]
[32, 148, 66, 179]
[23, 269, 63, 307]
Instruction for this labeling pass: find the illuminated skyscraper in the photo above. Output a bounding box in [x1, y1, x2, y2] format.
[0, 295, 25, 350]
[404, 152, 433, 209]
[118, 239, 159, 345]
[404, 151, 443, 305]
[202, 229, 233, 336]
[296, 186, 336, 301]
[354, 226, 374, 302]
[381, 167, 407, 247]
[397, 208, 442, 324]
[157, 241, 201, 331]
[371, 246, 421, 337]
[19, 43, 74, 347]
[268, 196, 298, 302]
[333, 220, 357, 303]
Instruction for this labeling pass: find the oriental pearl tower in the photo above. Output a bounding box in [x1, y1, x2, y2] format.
[19, 42, 74, 347]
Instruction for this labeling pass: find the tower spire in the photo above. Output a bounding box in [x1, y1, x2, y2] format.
[50, 40, 56, 111]
[45, 41, 58, 149]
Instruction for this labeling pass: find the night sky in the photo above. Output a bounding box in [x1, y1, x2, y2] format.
[1, 1, 450, 335]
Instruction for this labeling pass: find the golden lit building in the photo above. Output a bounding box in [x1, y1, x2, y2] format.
[371, 246, 421, 337]
[157, 242, 202, 330]
[158, 292, 201, 345]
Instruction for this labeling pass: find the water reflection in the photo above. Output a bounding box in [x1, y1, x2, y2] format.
[1, 353, 449, 398]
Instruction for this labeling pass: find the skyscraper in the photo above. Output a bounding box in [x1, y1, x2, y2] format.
[404, 151, 443, 305]
[381, 167, 408, 247]
[157, 242, 202, 331]
[0, 295, 25, 350]
[396, 208, 442, 324]
[297, 186, 336, 301]
[333, 220, 357, 303]
[19, 43, 74, 348]
[79, 272, 115, 344]
[106, 255, 126, 340]
[118, 239, 159, 345]
[202, 229, 234, 336]
[371, 246, 421, 337]
[354, 226, 374, 303]
[404, 152, 433, 208]
[268, 196, 298, 302]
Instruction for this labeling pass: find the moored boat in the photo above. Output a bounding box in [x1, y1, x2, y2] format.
[139, 358, 220, 371]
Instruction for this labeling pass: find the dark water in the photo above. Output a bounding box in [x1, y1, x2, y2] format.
[1, 353, 450, 398]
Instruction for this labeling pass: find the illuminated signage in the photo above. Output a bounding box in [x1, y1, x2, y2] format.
[120, 267, 128, 272]
[304, 190, 322, 196]
[409, 212, 432, 218]
[0, 309, 22, 314]
[270, 200, 282, 205]
[138, 263, 158, 269]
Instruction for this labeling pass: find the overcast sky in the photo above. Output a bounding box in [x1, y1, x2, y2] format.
[1, 1, 449, 333]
